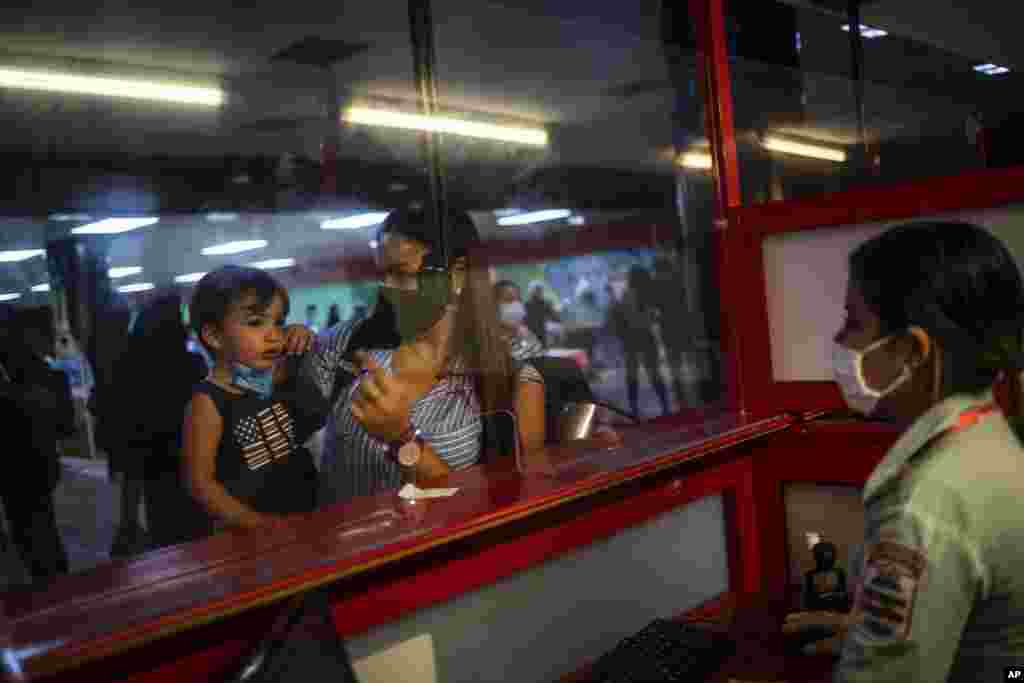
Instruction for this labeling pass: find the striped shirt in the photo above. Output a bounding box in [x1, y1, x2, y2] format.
[505, 328, 545, 360]
[301, 318, 542, 506]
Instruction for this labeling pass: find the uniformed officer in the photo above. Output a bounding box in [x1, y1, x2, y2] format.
[786, 221, 1024, 682]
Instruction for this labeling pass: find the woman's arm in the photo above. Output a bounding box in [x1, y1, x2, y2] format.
[183, 394, 279, 530]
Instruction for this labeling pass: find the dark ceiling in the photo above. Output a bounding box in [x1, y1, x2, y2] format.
[0, 0, 1018, 298]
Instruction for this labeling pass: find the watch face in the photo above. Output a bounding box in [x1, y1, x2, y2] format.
[397, 440, 421, 467]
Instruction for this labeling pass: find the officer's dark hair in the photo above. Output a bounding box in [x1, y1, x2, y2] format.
[190, 265, 290, 354]
[849, 221, 1024, 404]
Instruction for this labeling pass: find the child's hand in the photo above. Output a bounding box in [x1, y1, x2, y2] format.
[282, 325, 314, 356]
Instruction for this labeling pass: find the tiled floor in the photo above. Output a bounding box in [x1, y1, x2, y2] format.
[0, 456, 127, 589]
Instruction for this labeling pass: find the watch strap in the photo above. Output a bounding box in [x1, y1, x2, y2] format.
[390, 423, 424, 465]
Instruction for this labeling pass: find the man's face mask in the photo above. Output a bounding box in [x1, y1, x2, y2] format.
[377, 267, 456, 344]
[499, 301, 527, 326]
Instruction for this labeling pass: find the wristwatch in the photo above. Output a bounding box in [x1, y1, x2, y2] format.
[391, 423, 424, 467]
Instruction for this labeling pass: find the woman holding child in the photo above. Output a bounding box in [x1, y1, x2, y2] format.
[303, 207, 551, 506]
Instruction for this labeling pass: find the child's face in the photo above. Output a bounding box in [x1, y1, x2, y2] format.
[208, 292, 287, 370]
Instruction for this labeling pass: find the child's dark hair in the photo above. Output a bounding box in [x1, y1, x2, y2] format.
[190, 266, 289, 353]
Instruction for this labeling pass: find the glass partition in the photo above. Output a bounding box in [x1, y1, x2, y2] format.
[432, 0, 724, 417]
[0, 0, 727, 595]
[726, 0, 1022, 204]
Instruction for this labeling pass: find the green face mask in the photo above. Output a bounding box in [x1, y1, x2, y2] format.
[378, 267, 454, 343]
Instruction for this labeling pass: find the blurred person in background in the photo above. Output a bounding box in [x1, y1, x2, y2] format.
[304, 304, 320, 334]
[326, 303, 342, 329]
[610, 266, 671, 417]
[494, 280, 544, 360]
[653, 256, 697, 408]
[96, 292, 211, 555]
[524, 282, 560, 348]
[0, 306, 71, 585]
[349, 305, 368, 324]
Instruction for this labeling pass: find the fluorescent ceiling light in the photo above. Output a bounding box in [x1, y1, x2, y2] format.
[250, 258, 296, 270]
[0, 249, 45, 263]
[49, 213, 92, 222]
[0, 67, 224, 107]
[206, 212, 239, 223]
[0, 293, 21, 302]
[762, 135, 847, 162]
[108, 266, 142, 279]
[568, 215, 586, 226]
[174, 272, 207, 284]
[679, 151, 713, 170]
[974, 63, 1010, 75]
[31, 283, 50, 293]
[841, 24, 887, 39]
[497, 209, 572, 226]
[201, 239, 268, 256]
[345, 107, 548, 147]
[321, 212, 391, 230]
[71, 217, 159, 235]
[368, 240, 379, 249]
[117, 282, 155, 293]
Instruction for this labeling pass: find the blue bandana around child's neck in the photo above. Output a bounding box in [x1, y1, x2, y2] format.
[231, 363, 275, 399]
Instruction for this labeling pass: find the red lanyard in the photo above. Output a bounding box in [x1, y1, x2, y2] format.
[917, 402, 998, 455]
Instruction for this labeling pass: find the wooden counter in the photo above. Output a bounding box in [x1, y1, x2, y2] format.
[1, 413, 899, 682]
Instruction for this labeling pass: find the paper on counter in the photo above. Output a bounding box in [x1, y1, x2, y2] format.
[398, 483, 460, 500]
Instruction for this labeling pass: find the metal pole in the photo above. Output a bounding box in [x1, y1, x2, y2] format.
[321, 73, 341, 197]
[407, 0, 449, 268]
[847, 0, 868, 165]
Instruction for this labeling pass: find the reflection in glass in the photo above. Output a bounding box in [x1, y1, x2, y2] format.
[726, 0, 1022, 202]
[0, 0, 726, 597]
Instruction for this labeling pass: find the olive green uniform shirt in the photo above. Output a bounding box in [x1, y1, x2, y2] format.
[836, 390, 1024, 682]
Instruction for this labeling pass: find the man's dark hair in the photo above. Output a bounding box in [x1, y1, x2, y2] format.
[189, 266, 289, 352]
[378, 206, 481, 268]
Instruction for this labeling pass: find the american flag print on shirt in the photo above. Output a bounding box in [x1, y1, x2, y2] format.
[234, 402, 296, 471]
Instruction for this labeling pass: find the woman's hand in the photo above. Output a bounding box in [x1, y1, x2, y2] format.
[351, 352, 420, 442]
[282, 324, 315, 356]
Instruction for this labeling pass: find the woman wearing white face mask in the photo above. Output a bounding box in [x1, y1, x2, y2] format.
[494, 280, 545, 360]
[784, 221, 1024, 682]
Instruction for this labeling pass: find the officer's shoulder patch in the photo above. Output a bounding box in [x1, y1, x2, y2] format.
[851, 540, 927, 641]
